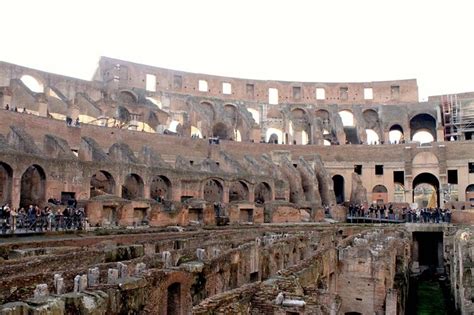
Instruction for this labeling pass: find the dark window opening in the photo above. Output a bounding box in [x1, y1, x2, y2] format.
[246, 84, 254, 98]
[469, 162, 474, 173]
[393, 171, 404, 185]
[173, 75, 182, 89]
[375, 165, 384, 175]
[354, 165, 362, 175]
[340, 87, 348, 100]
[293, 86, 302, 100]
[180, 195, 193, 202]
[250, 272, 259, 282]
[448, 169, 458, 184]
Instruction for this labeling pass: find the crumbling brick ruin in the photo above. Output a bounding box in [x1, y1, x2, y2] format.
[0, 58, 474, 314]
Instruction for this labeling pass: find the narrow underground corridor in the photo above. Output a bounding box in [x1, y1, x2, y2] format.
[406, 232, 457, 315]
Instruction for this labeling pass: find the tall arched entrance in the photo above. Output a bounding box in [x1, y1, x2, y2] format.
[332, 175, 345, 204]
[203, 179, 223, 203]
[122, 173, 144, 200]
[20, 165, 46, 207]
[412, 173, 439, 207]
[466, 184, 474, 203]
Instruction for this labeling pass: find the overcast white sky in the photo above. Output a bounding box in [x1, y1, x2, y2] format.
[1, 0, 473, 100]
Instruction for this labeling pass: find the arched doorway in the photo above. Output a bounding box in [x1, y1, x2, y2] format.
[150, 175, 172, 200]
[412, 173, 439, 207]
[372, 185, 388, 204]
[254, 182, 272, 204]
[203, 179, 223, 203]
[465, 184, 474, 203]
[0, 162, 13, 205]
[122, 173, 144, 200]
[332, 175, 345, 204]
[20, 165, 46, 207]
[90, 170, 115, 197]
[229, 181, 249, 202]
[410, 113, 436, 143]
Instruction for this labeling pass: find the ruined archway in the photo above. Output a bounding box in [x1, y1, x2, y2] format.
[0, 162, 13, 205]
[229, 181, 249, 202]
[203, 179, 223, 203]
[410, 113, 436, 142]
[413, 172, 439, 207]
[338, 110, 354, 127]
[212, 122, 229, 140]
[122, 173, 144, 200]
[90, 170, 115, 197]
[254, 182, 272, 203]
[332, 175, 345, 204]
[389, 124, 404, 143]
[150, 175, 172, 200]
[20, 164, 46, 207]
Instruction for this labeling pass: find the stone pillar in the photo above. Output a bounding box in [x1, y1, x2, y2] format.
[107, 268, 119, 284]
[87, 267, 100, 286]
[37, 94, 48, 117]
[33, 284, 49, 299]
[11, 175, 21, 209]
[385, 289, 398, 315]
[143, 183, 151, 199]
[438, 240, 444, 271]
[222, 185, 229, 204]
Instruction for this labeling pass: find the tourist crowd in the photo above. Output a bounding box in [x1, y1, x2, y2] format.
[0, 202, 87, 234]
[348, 203, 451, 223]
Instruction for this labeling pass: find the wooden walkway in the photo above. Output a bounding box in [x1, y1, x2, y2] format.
[346, 216, 406, 224]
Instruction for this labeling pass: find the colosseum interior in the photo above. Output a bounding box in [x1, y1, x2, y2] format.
[0, 58, 473, 314]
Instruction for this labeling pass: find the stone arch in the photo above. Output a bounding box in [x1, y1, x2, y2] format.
[290, 108, 310, 144]
[20, 75, 44, 93]
[224, 104, 238, 121]
[410, 113, 436, 142]
[118, 90, 138, 104]
[200, 101, 215, 121]
[203, 178, 223, 203]
[362, 109, 379, 129]
[365, 129, 380, 144]
[20, 164, 46, 207]
[266, 128, 284, 144]
[90, 170, 116, 197]
[116, 106, 131, 123]
[413, 172, 440, 207]
[122, 173, 144, 200]
[254, 182, 272, 203]
[212, 122, 230, 139]
[338, 110, 354, 127]
[372, 185, 388, 204]
[466, 184, 474, 202]
[150, 175, 172, 200]
[389, 124, 404, 143]
[332, 174, 345, 204]
[315, 109, 330, 122]
[229, 181, 249, 202]
[247, 108, 260, 125]
[0, 162, 13, 205]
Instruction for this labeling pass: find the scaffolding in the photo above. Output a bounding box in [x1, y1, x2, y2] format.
[441, 94, 474, 141]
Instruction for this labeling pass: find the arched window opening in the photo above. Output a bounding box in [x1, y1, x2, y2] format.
[90, 170, 115, 197]
[338, 110, 354, 127]
[229, 181, 249, 202]
[150, 175, 172, 201]
[122, 173, 144, 200]
[254, 182, 272, 204]
[203, 179, 223, 203]
[365, 129, 379, 145]
[389, 125, 404, 144]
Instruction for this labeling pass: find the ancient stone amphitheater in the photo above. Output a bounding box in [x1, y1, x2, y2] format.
[0, 57, 473, 314]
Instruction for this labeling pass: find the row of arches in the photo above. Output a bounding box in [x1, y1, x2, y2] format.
[0, 163, 274, 207]
[332, 172, 451, 207]
[266, 107, 436, 145]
